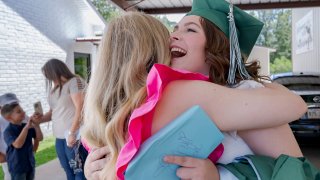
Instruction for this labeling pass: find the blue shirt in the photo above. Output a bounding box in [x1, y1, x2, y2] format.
[0, 115, 29, 154]
[4, 123, 36, 174]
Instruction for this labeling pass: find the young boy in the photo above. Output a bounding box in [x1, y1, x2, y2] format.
[0, 93, 20, 180]
[0, 93, 43, 180]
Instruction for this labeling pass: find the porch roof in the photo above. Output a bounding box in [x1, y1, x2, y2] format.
[108, 0, 320, 14]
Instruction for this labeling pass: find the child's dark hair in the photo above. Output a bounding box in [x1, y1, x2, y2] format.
[0, 103, 19, 117]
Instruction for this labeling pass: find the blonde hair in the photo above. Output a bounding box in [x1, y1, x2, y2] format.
[82, 12, 171, 179]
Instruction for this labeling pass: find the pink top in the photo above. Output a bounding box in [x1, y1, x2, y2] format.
[115, 64, 224, 180]
[81, 138, 91, 153]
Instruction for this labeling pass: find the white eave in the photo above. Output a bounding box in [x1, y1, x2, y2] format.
[75, 36, 102, 45]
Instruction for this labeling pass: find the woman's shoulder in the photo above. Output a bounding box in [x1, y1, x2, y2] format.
[67, 76, 86, 83]
[66, 76, 86, 92]
[146, 64, 209, 98]
[235, 80, 264, 89]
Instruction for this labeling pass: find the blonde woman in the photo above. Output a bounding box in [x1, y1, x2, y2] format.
[82, 12, 306, 180]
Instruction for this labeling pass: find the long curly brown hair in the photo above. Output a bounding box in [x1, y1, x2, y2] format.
[200, 17, 267, 85]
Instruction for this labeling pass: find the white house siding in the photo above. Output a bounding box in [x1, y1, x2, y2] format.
[248, 46, 274, 76]
[292, 8, 320, 73]
[0, 0, 104, 116]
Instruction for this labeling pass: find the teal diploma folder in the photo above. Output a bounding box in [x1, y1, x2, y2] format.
[125, 105, 224, 179]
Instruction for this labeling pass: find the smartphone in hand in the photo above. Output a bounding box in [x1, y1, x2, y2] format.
[33, 101, 43, 115]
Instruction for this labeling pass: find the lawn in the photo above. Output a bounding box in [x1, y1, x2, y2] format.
[0, 136, 56, 179]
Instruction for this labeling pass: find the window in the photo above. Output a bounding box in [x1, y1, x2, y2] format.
[74, 52, 91, 82]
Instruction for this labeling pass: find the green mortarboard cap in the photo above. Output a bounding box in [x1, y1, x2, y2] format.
[187, 0, 264, 57]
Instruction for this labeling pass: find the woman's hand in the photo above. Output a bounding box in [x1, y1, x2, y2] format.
[31, 110, 53, 124]
[67, 133, 77, 147]
[164, 155, 220, 180]
[31, 112, 43, 124]
[84, 146, 109, 180]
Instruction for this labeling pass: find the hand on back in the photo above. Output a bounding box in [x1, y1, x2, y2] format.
[84, 146, 109, 180]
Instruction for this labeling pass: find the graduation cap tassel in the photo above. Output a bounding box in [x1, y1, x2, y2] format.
[227, 3, 251, 85]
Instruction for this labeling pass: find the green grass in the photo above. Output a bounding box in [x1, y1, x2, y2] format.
[36, 135, 56, 152]
[35, 136, 57, 166]
[0, 136, 56, 179]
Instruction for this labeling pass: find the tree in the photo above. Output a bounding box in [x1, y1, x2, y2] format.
[273, 10, 292, 61]
[270, 56, 292, 74]
[91, 0, 120, 21]
[91, 0, 175, 32]
[154, 15, 176, 32]
[249, 10, 277, 48]
[249, 9, 292, 73]
[249, 9, 292, 63]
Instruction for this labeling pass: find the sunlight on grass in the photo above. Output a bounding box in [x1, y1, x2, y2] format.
[37, 136, 55, 151]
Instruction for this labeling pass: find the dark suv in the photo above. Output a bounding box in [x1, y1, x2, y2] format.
[271, 72, 320, 137]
